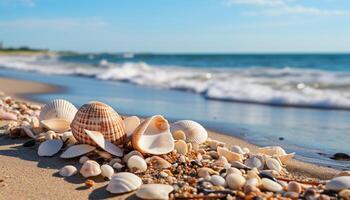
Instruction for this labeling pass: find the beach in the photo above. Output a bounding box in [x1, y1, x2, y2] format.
[0, 77, 340, 199]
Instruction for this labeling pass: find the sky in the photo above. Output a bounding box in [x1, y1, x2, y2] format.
[0, 0, 350, 53]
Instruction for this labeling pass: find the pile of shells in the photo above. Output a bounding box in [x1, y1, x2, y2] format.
[1, 93, 350, 200]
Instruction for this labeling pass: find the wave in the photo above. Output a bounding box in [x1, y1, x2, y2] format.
[1, 55, 350, 109]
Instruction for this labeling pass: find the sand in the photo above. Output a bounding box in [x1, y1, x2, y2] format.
[0, 77, 340, 200]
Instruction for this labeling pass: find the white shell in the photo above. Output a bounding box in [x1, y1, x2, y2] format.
[325, 176, 350, 191]
[210, 175, 227, 187]
[124, 116, 140, 137]
[80, 160, 101, 178]
[123, 150, 143, 163]
[22, 126, 36, 139]
[127, 155, 147, 172]
[174, 140, 188, 155]
[170, 120, 208, 144]
[261, 178, 283, 192]
[101, 164, 114, 180]
[244, 156, 264, 170]
[173, 130, 186, 141]
[217, 147, 242, 163]
[226, 173, 246, 189]
[41, 119, 71, 133]
[227, 167, 242, 176]
[38, 139, 63, 157]
[85, 130, 123, 157]
[79, 156, 89, 164]
[106, 172, 142, 194]
[61, 131, 77, 145]
[231, 145, 244, 154]
[59, 165, 77, 177]
[39, 99, 77, 122]
[136, 184, 173, 200]
[266, 158, 282, 173]
[60, 144, 96, 158]
[132, 115, 174, 155]
[258, 146, 295, 164]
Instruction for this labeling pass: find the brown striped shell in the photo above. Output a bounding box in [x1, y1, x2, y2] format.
[71, 101, 126, 146]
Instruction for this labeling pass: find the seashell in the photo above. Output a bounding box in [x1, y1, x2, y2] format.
[226, 173, 246, 189]
[197, 167, 219, 178]
[30, 117, 40, 128]
[132, 115, 174, 155]
[61, 131, 77, 145]
[38, 139, 63, 156]
[187, 143, 192, 152]
[211, 175, 227, 187]
[41, 119, 71, 133]
[325, 176, 350, 191]
[109, 158, 122, 166]
[244, 156, 264, 170]
[39, 99, 77, 122]
[96, 150, 113, 159]
[79, 156, 89, 164]
[112, 162, 124, 171]
[44, 130, 57, 140]
[71, 101, 126, 146]
[101, 164, 114, 180]
[85, 130, 123, 157]
[170, 120, 207, 144]
[123, 150, 144, 163]
[80, 160, 101, 178]
[212, 156, 228, 167]
[258, 146, 294, 164]
[261, 178, 283, 192]
[59, 165, 77, 177]
[288, 181, 302, 193]
[243, 147, 250, 154]
[173, 130, 186, 141]
[60, 144, 96, 158]
[0, 110, 17, 121]
[266, 158, 282, 173]
[245, 178, 259, 187]
[174, 140, 188, 155]
[148, 156, 172, 169]
[22, 126, 36, 139]
[127, 155, 147, 172]
[279, 153, 295, 164]
[217, 147, 242, 163]
[231, 145, 244, 154]
[123, 116, 140, 137]
[339, 189, 350, 199]
[136, 184, 173, 200]
[231, 161, 251, 169]
[106, 172, 142, 194]
[227, 167, 242, 176]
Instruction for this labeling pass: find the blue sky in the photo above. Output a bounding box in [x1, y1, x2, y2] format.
[0, 0, 350, 53]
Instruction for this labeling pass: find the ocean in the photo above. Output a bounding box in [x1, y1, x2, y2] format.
[0, 53, 350, 169]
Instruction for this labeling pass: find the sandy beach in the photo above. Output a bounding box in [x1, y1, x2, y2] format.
[0, 77, 341, 199]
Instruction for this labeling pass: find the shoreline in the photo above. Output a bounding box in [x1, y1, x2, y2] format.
[0, 76, 340, 199]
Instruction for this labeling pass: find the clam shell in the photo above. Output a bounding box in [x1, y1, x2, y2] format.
[41, 119, 71, 133]
[266, 158, 282, 173]
[38, 139, 63, 157]
[123, 150, 144, 163]
[261, 178, 283, 192]
[244, 156, 264, 170]
[71, 101, 126, 146]
[226, 173, 246, 189]
[85, 130, 123, 157]
[101, 164, 114, 180]
[59, 165, 77, 177]
[60, 144, 96, 158]
[123, 116, 140, 137]
[170, 120, 207, 144]
[131, 115, 174, 155]
[80, 160, 101, 178]
[39, 99, 77, 122]
[211, 175, 227, 187]
[106, 172, 142, 194]
[127, 155, 147, 172]
[325, 176, 350, 191]
[136, 184, 173, 200]
[217, 147, 242, 163]
[147, 156, 172, 169]
[231, 145, 244, 154]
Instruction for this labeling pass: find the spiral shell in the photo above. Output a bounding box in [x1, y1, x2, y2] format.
[71, 101, 126, 146]
[170, 120, 208, 144]
[39, 99, 77, 122]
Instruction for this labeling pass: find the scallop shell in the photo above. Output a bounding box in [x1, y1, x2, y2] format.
[60, 144, 96, 158]
[71, 101, 126, 146]
[123, 116, 140, 137]
[38, 139, 63, 157]
[59, 165, 77, 177]
[127, 155, 147, 172]
[217, 147, 242, 163]
[170, 120, 208, 144]
[136, 184, 173, 200]
[39, 99, 77, 122]
[84, 129, 123, 157]
[325, 176, 350, 191]
[106, 172, 142, 194]
[41, 119, 71, 133]
[131, 115, 174, 155]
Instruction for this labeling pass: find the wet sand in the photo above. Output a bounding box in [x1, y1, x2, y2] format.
[0, 77, 339, 199]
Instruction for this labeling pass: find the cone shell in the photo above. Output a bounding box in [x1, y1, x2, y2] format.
[170, 120, 208, 144]
[131, 115, 174, 155]
[71, 101, 126, 146]
[39, 99, 77, 122]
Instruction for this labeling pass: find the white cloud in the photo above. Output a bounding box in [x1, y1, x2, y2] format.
[0, 18, 108, 30]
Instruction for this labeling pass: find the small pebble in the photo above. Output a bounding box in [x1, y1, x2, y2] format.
[85, 179, 95, 188]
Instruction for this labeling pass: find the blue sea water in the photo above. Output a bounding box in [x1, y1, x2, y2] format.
[0, 53, 350, 169]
